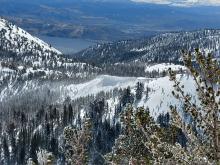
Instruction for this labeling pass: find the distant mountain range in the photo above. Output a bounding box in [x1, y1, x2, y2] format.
[1, 0, 220, 41]
[74, 29, 220, 65]
[131, 0, 220, 7]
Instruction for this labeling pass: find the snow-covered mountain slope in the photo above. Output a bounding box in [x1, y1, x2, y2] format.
[0, 17, 61, 55]
[104, 74, 196, 120]
[138, 74, 196, 117]
[0, 72, 197, 121]
[0, 18, 102, 88]
[62, 75, 147, 100]
[74, 29, 220, 65]
[0, 75, 147, 102]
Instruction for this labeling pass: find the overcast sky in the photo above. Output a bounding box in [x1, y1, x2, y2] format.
[131, 0, 220, 6]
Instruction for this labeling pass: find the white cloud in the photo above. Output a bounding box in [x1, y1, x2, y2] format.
[132, 0, 171, 4]
[131, 0, 220, 6]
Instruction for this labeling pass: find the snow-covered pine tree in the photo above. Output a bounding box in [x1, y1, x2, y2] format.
[105, 106, 151, 164]
[37, 148, 54, 165]
[63, 118, 91, 165]
[169, 49, 220, 164]
[135, 82, 144, 101]
[105, 105, 196, 164]
[106, 105, 214, 164]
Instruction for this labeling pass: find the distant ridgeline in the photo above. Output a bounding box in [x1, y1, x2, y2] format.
[74, 29, 220, 65]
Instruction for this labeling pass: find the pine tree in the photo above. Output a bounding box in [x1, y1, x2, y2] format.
[145, 86, 150, 100]
[105, 106, 152, 164]
[63, 118, 91, 165]
[169, 49, 220, 164]
[37, 148, 54, 165]
[30, 133, 41, 163]
[121, 86, 134, 106]
[106, 105, 209, 164]
[68, 104, 73, 124]
[135, 82, 144, 100]
[2, 135, 10, 165]
[17, 129, 26, 165]
[63, 105, 68, 126]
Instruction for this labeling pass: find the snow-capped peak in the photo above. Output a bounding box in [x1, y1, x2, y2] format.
[0, 17, 61, 55]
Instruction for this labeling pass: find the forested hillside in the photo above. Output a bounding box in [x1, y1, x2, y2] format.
[74, 30, 220, 65]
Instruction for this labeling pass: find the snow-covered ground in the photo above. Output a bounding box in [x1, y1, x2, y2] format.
[137, 74, 196, 117]
[101, 74, 196, 119]
[58, 74, 197, 119]
[63, 74, 196, 120]
[62, 75, 148, 100]
[0, 62, 15, 82]
[145, 63, 186, 73]
[0, 63, 14, 73]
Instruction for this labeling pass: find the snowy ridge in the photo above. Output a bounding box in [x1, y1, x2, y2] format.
[137, 74, 196, 117]
[0, 75, 146, 102]
[0, 17, 61, 55]
[145, 63, 186, 73]
[0, 73, 197, 120]
[103, 74, 196, 120]
[62, 75, 147, 101]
